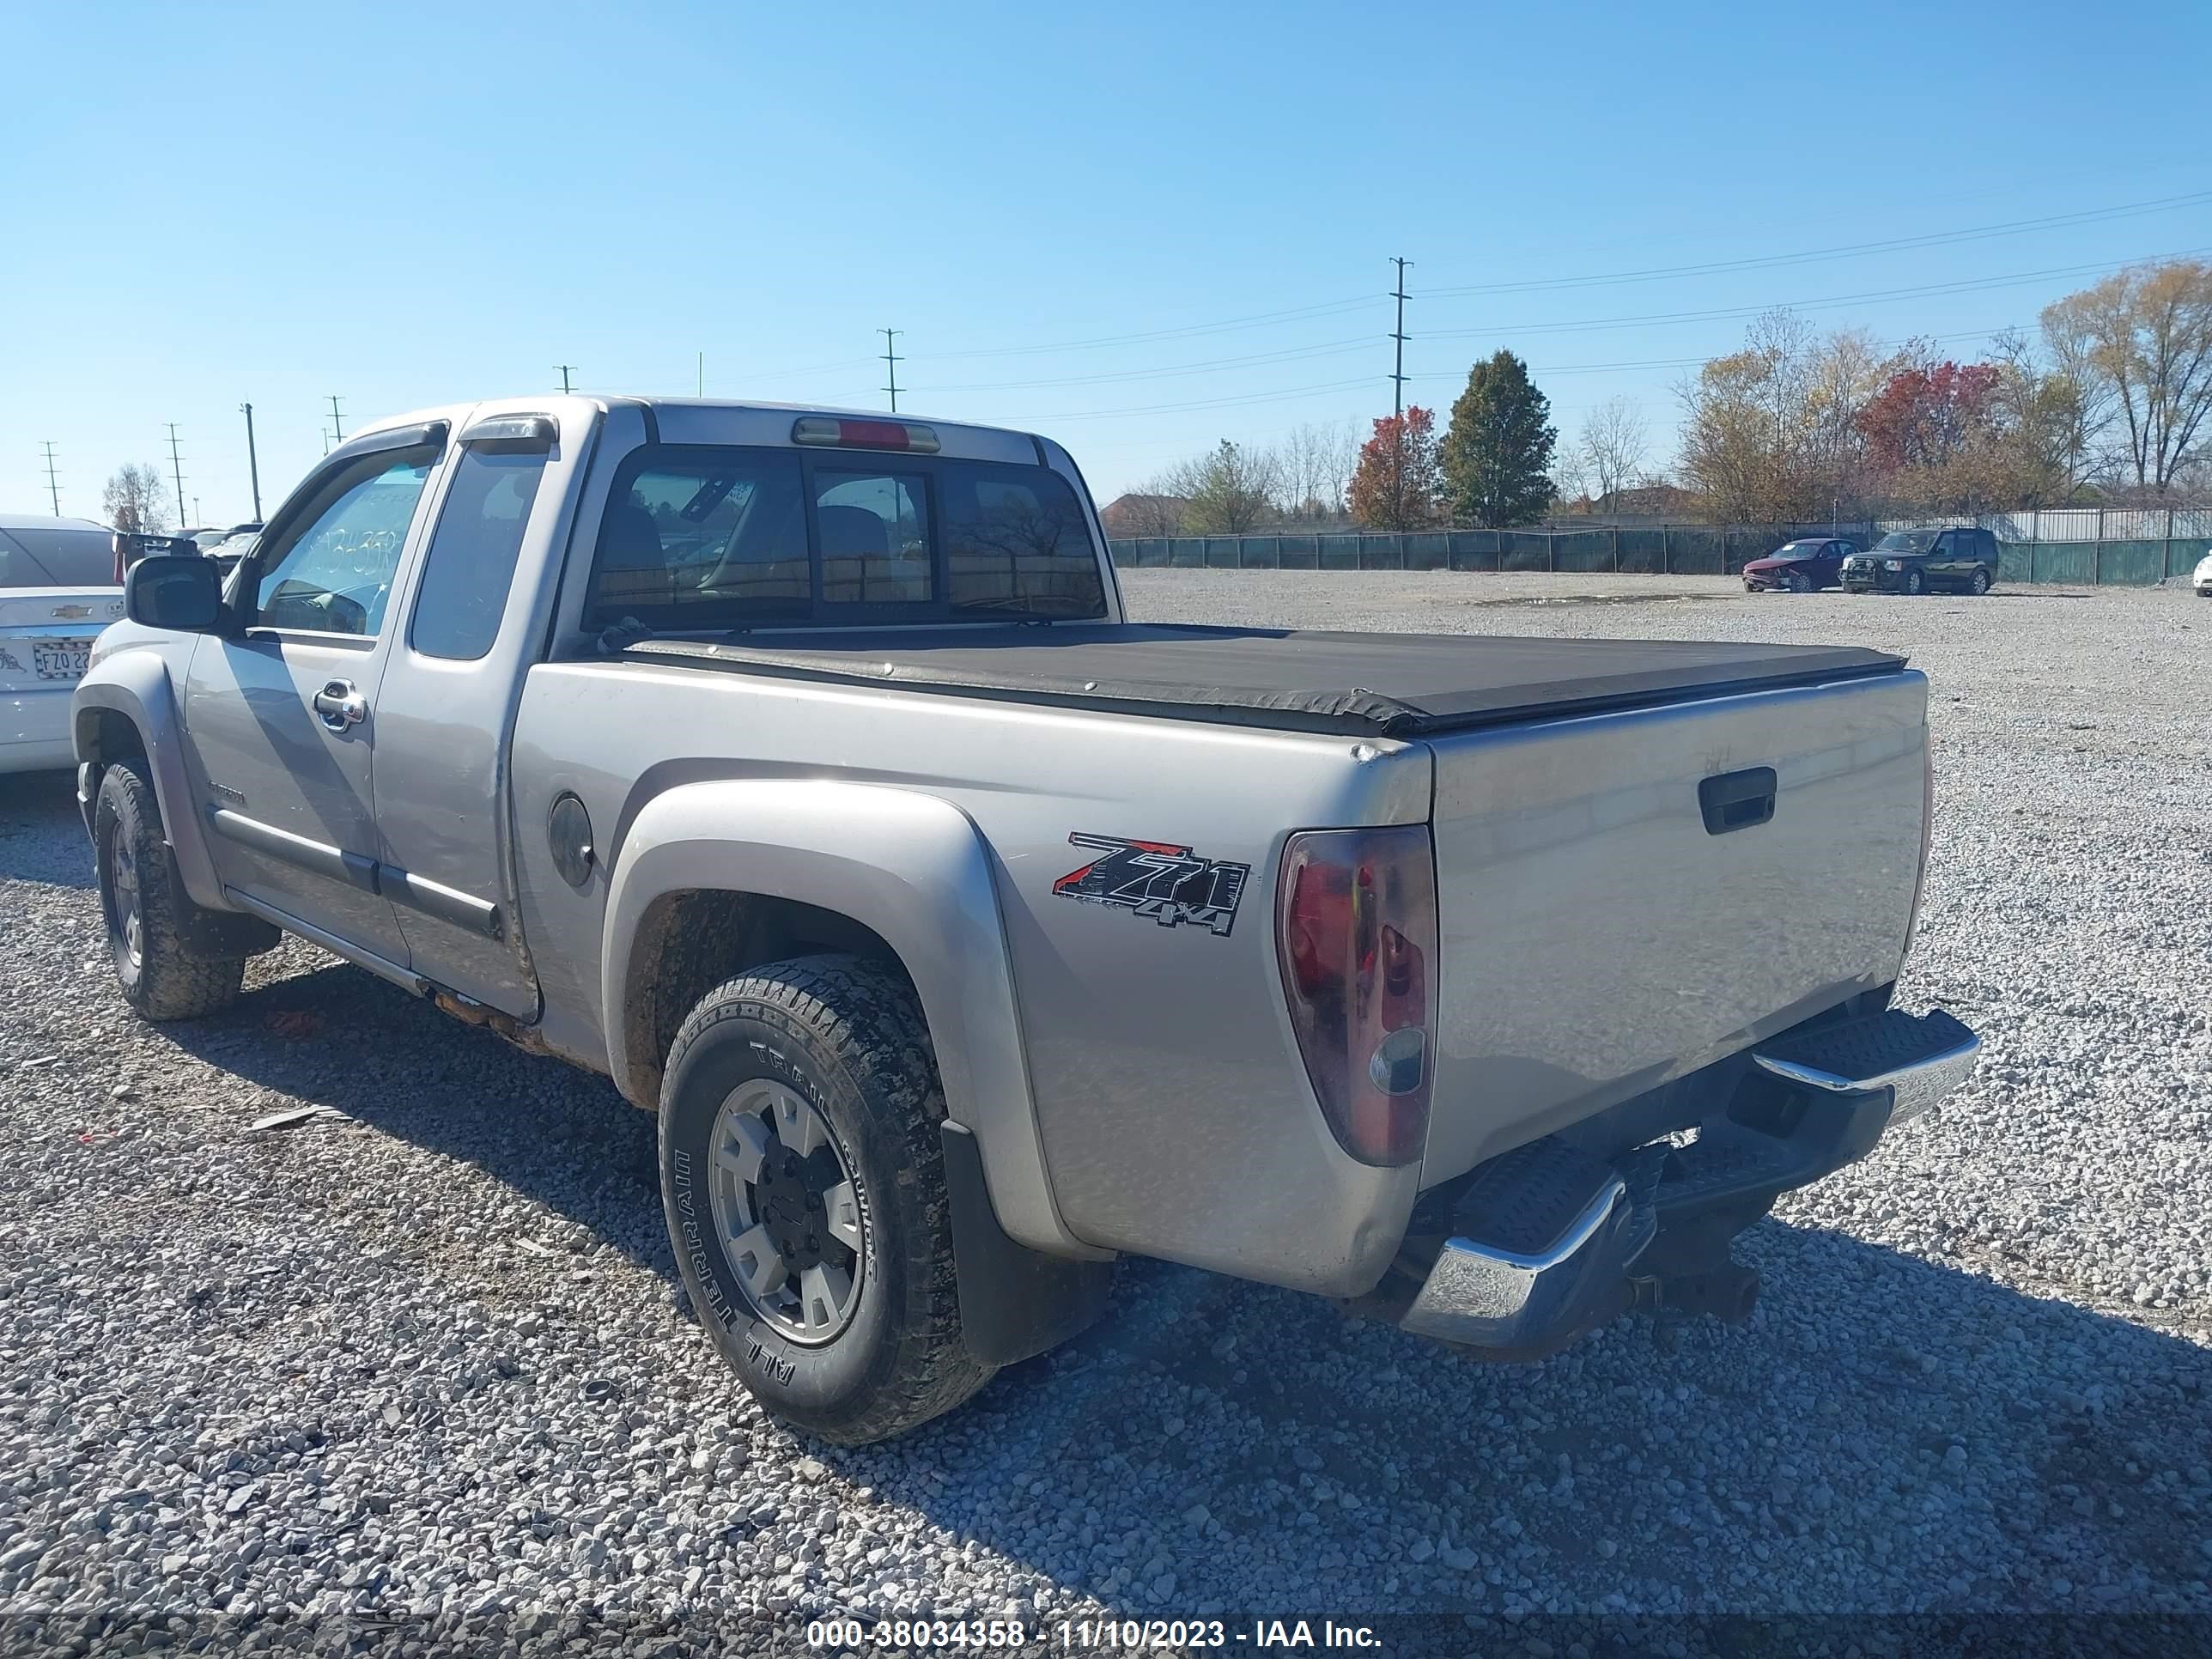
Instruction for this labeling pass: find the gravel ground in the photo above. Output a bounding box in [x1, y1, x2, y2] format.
[3, 573, 2209, 1646]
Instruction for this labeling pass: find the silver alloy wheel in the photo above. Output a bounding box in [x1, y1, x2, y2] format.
[708, 1079, 866, 1345]
[106, 820, 143, 975]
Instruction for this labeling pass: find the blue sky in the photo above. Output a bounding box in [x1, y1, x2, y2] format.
[4, 0, 2209, 525]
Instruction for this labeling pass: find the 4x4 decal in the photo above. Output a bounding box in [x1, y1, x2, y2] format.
[1051, 832, 1249, 938]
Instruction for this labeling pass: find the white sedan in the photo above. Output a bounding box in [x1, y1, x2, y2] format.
[1, 515, 126, 775]
[2196, 550, 2212, 598]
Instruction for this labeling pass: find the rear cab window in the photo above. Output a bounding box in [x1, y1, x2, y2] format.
[582, 444, 1106, 632]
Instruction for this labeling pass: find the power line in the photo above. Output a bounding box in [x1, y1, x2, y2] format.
[556, 363, 577, 394]
[1416, 189, 2212, 300]
[880, 329, 902, 414]
[758, 188, 2212, 380]
[327, 395, 345, 443]
[905, 246, 2206, 402]
[1420, 247, 2212, 343]
[163, 425, 186, 527]
[40, 442, 59, 516]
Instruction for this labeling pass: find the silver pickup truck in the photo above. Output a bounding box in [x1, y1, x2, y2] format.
[72, 397, 1978, 1444]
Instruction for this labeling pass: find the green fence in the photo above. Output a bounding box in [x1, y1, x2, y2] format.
[1108, 527, 2212, 586]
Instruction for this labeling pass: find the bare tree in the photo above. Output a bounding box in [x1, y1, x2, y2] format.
[1162, 441, 1285, 534]
[102, 464, 172, 534]
[1577, 398, 1649, 507]
[1279, 420, 1358, 522]
[2041, 259, 2212, 493]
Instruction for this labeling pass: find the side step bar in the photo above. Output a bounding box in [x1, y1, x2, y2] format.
[1395, 1007, 1979, 1356]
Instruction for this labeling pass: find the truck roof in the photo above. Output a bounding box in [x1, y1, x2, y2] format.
[350, 395, 1051, 462]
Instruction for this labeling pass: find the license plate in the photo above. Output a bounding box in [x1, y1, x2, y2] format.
[33, 641, 90, 681]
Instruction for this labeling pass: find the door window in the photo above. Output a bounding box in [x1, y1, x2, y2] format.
[814, 471, 933, 605]
[409, 447, 550, 660]
[253, 449, 438, 635]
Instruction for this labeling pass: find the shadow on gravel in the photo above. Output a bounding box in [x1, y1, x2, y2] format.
[148, 950, 2212, 1619]
[0, 769, 94, 890]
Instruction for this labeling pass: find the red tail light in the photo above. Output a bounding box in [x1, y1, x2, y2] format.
[1276, 824, 1438, 1167]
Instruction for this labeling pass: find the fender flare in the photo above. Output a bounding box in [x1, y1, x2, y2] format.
[72, 653, 227, 912]
[601, 778, 1101, 1264]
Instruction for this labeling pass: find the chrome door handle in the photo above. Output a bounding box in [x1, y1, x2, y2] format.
[312, 679, 368, 732]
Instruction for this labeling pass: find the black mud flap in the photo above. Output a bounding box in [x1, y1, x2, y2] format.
[162, 841, 280, 960]
[939, 1122, 1112, 1368]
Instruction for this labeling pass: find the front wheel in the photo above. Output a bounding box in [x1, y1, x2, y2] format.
[658, 955, 994, 1445]
[94, 760, 245, 1020]
[1903, 569, 1926, 595]
[1784, 569, 1810, 593]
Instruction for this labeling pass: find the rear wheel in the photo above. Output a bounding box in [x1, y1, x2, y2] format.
[658, 955, 994, 1445]
[1968, 567, 1992, 595]
[94, 760, 245, 1021]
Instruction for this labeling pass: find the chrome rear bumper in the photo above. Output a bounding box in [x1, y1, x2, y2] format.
[1397, 1006, 1980, 1355]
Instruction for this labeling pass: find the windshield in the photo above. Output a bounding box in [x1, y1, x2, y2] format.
[1771, 541, 1820, 559]
[1875, 530, 1940, 553]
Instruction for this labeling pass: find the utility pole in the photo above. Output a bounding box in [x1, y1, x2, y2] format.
[240, 403, 263, 520]
[164, 424, 187, 528]
[1389, 257, 1413, 421]
[1389, 257, 1413, 527]
[880, 329, 902, 414]
[327, 395, 345, 443]
[697, 352, 704, 397]
[40, 442, 60, 516]
[556, 364, 576, 394]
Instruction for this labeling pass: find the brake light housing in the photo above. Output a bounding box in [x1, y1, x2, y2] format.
[1276, 824, 1438, 1167]
[791, 416, 941, 453]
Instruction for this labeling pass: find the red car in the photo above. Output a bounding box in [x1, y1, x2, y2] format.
[1741, 537, 1860, 592]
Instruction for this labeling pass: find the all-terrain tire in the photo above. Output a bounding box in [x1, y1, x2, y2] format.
[658, 954, 994, 1445]
[94, 759, 245, 1021]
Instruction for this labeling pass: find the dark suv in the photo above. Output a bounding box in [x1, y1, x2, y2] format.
[1841, 526, 2000, 596]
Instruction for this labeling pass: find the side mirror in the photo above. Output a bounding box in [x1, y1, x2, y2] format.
[125, 554, 224, 632]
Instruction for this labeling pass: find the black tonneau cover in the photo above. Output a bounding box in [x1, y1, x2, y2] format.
[623, 623, 1906, 738]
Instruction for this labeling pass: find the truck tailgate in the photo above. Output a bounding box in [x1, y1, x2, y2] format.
[1420, 667, 1929, 1186]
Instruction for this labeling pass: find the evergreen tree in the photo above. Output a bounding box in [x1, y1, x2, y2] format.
[1440, 350, 1559, 526]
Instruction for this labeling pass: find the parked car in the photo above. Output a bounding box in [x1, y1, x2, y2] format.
[1841, 526, 2000, 595]
[1741, 537, 1861, 592]
[72, 396, 1978, 1443]
[1, 514, 126, 775]
[2194, 550, 2212, 597]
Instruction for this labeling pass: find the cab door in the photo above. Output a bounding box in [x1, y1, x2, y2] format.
[180, 423, 450, 970]
[367, 409, 586, 1017]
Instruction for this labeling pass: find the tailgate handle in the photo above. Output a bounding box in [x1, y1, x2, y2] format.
[1698, 767, 1776, 835]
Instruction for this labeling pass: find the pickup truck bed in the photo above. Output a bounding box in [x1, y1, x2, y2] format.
[628, 623, 1905, 738]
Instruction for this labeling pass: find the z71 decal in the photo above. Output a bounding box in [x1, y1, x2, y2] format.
[1052, 832, 1250, 938]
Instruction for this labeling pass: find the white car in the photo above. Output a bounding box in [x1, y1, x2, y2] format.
[1, 514, 125, 775]
[2195, 550, 2212, 598]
